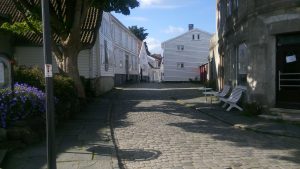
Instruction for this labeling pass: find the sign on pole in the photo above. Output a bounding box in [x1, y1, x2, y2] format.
[41, 0, 57, 169]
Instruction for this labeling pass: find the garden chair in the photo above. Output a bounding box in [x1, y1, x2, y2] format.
[202, 84, 231, 103]
[220, 85, 247, 111]
[214, 84, 231, 98]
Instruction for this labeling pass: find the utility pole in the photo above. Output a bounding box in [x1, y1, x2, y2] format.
[41, 0, 57, 168]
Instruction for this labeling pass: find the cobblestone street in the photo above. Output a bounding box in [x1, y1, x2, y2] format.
[112, 83, 300, 169]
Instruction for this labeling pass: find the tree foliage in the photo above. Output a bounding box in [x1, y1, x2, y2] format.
[1, 16, 42, 34]
[1, 0, 139, 98]
[128, 25, 148, 41]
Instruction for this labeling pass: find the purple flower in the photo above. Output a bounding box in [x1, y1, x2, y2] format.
[0, 83, 52, 128]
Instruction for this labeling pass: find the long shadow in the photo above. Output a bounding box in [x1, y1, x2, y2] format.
[112, 83, 300, 166]
[87, 144, 161, 161]
[2, 91, 120, 169]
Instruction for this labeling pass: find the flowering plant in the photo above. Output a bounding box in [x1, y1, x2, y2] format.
[0, 83, 47, 128]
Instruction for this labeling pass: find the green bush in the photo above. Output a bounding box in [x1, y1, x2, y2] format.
[13, 65, 79, 120]
[53, 75, 77, 102]
[13, 66, 44, 90]
[53, 74, 78, 119]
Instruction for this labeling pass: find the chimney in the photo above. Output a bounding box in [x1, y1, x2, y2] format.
[188, 24, 194, 31]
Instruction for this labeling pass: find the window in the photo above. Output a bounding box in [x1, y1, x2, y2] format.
[227, 0, 232, 17]
[177, 62, 184, 69]
[237, 43, 248, 84]
[197, 34, 200, 40]
[120, 60, 123, 68]
[104, 40, 109, 71]
[192, 35, 195, 40]
[177, 45, 184, 51]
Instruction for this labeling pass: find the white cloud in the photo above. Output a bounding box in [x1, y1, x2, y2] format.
[163, 26, 185, 34]
[145, 37, 162, 54]
[140, 0, 162, 7]
[139, 0, 184, 9]
[125, 16, 148, 22]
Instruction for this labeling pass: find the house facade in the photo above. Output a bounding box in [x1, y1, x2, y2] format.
[217, 0, 300, 108]
[161, 25, 212, 82]
[147, 55, 161, 82]
[0, 1, 142, 95]
[111, 14, 141, 85]
[139, 42, 150, 82]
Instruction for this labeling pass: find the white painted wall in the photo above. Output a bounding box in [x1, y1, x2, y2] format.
[14, 47, 91, 78]
[99, 12, 114, 77]
[13, 12, 142, 88]
[139, 42, 150, 77]
[161, 29, 212, 81]
[110, 13, 141, 76]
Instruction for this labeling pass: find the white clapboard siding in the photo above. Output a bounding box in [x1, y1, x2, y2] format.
[110, 13, 141, 76]
[99, 12, 115, 77]
[162, 29, 212, 81]
[14, 47, 59, 73]
[113, 47, 125, 74]
[99, 35, 114, 77]
[15, 47, 92, 78]
[128, 53, 139, 75]
[78, 50, 91, 78]
[139, 42, 150, 76]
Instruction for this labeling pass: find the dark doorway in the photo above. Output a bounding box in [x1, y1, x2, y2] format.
[199, 63, 208, 82]
[276, 33, 300, 109]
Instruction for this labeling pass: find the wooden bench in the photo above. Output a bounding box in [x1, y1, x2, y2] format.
[214, 85, 231, 98]
[219, 85, 247, 111]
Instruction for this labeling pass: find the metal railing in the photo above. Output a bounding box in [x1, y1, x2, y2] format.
[278, 71, 300, 91]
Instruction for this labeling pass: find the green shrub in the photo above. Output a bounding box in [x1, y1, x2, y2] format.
[13, 66, 44, 90]
[13, 65, 79, 120]
[53, 75, 78, 119]
[53, 75, 77, 102]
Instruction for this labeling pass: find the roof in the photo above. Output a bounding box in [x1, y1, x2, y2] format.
[161, 28, 213, 45]
[0, 0, 100, 47]
[150, 54, 162, 67]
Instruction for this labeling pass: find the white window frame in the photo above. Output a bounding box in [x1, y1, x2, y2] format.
[177, 62, 184, 69]
[177, 45, 184, 51]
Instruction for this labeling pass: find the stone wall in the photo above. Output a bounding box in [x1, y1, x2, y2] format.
[218, 0, 300, 107]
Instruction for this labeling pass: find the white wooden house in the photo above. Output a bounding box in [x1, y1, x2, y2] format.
[147, 56, 161, 82]
[110, 14, 141, 85]
[161, 25, 212, 82]
[6, 10, 141, 95]
[139, 42, 150, 81]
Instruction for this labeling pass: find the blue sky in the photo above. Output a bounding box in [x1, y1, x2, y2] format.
[113, 0, 216, 54]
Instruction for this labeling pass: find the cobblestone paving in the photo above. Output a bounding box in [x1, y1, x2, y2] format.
[113, 83, 300, 169]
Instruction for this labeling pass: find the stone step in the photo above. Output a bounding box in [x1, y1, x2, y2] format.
[259, 108, 300, 123]
[270, 108, 300, 114]
[259, 114, 282, 121]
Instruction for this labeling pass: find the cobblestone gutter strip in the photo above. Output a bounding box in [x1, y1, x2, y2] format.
[175, 99, 300, 140]
[109, 90, 124, 169]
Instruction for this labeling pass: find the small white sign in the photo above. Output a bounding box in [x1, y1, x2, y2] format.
[286, 55, 297, 63]
[45, 64, 53, 77]
[0, 62, 4, 83]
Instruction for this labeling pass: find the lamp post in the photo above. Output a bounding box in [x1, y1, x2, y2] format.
[41, 0, 56, 168]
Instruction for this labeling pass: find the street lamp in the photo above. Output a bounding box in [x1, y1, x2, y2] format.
[41, 0, 56, 169]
